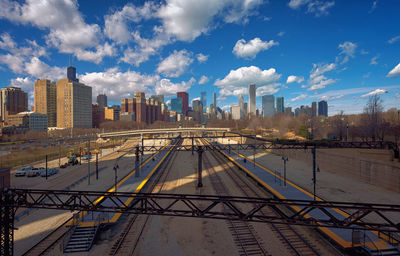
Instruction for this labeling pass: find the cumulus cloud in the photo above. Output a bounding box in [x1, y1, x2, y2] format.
[387, 63, 400, 77]
[361, 89, 388, 98]
[388, 35, 400, 44]
[233, 38, 278, 59]
[288, 0, 335, 16]
[25, 57, 65, 80]
[154, 77, 195, 96]
[256, 83, 281, 96]
[291, 94, 308, 102]
[80, 68, 160, 102]
[286, 75, 304, 84]
[0, 0, 113, 63]
[338, 41, 357, 64]
[156, 49, 193, 77]
[215, 66, 281, 96]
[199, 75, 209, 84]
[104, 2, 157, 44]
[157, 0, 263, 41]
[196, 53, 209, 63]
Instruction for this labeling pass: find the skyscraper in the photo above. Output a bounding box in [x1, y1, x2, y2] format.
[97, 94, 107, 108]
[262, 95, 275, 117]
[177, 91, 188, 116]
[276, 97, 284, 113]
[200, 91, 207, 112]
[67, 66, 78, 82]
[171, 98, 183, 114]
[231, 105, 241, 120]
[248, 84, 256, 116]
[0, 87, 28, 122]
[311, 102, 317, 117]
[34, 79, 57, 127]
[318, 100, 328, 116]
[57, 67, 92, 128]
[239, 94, 244, 119]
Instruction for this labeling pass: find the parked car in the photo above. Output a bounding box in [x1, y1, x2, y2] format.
[40, 168, 59, 177]
[82, 155, 92, 160]
[27, 168, 41, 177]
[15, 166, 33, 177]
[60, 163, 69, 168]
[68, 156, 79, 165]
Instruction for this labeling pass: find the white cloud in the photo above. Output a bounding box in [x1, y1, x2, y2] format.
[388, 35, 400, 44]
[360, 89, 388, 98]
[155, 77, 195, 96]
[196, 53, 209, 63]
[156, 49, 193, 77]
[319, 94, 344, 101]
[286, 75, 304, 84]
[104, 2, 157, 44]
[157, 0, 263, 42]
[233, 38, 278, 59]
[369, 1, 377, 13]
[387, 63, 400, 77]
[80, 68, 160, 102]
[288, 0, 335, 16]
[24, 57, 65, 80]
[338, 41, 357, 63]
[306, 63, 337, 91]
[10, 76, 34, 92]
[370, 55, 379, 65]
[199, 75, 209, 84]
[256, 83, 281, 96]
[291, 94, 308, 102]
[277, 31, 285, 37]
[215, 66, 281, 96]
[121, 28, 172, 66]
[0, 0, 113, 63]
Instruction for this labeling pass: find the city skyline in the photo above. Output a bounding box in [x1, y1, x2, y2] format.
[0, 0, 400, 116]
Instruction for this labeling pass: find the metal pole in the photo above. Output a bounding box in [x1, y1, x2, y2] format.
[135, 146, 140, 177]
[192, 136, 194, 155]
[282, 156, 288, 187]
[45, 155, 48, 180]
[312, 147, 316, 200]
[346, 123, 349, 141]
[0, 190, 14, 256]
[197, 146, 203, 187]
[253, 135, 256, 168]
[79, 147, 82, 165]
[88, 140, 90, 185]
[96, 153, 98, 180]
[114, 166, 117, 192]
[58, 144, 61, 168]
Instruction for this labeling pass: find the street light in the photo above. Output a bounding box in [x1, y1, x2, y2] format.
[282, 156, 288, 187]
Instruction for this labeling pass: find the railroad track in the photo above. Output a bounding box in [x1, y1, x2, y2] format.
[22, 139, 150, 256]
[199, 139, 270, 256]
[109, 137, 182, 256]
[202, 138, 320, 256]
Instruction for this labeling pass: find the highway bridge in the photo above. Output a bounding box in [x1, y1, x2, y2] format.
[97, 127, 231, 138]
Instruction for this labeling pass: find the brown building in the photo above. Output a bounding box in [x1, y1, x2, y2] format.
[0, 168, 10, 189]
[121, 92, 162, 124]
[34, 79, 57, 127]
[6, 112, 48, 130]
[56, 78, 92, 128]
[92, 104, 105, 128]
[0, 87, 28, 122]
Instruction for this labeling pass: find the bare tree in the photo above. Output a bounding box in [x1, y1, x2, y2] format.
[362, 95, 384, 141]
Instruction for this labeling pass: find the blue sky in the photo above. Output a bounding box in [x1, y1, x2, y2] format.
[0, 0, 399, 115]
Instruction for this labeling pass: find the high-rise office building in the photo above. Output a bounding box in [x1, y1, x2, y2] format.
[318, 100, 328, 116]
[231, 105, 241, 120]
[276, 97, 284, 113]
[177, 91, 188, 116]
[56, 67, 92, 128]
[262, 95, 275, 117]
[67, 66, 78, 82]
[0, 87, 28, 122]
[200, 91, 207, 112]
[248, 84, 256, 116]
[171, 98, 183, 114]
[239, 94, 244, 119]
[34, 79, 57, 127]
[192, 99, 203, 123]
[311, 102, 317, 117]
[97, 94, 107, 108]
[151, 95, 164, 104]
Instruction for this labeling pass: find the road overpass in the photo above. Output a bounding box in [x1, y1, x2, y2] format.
[97, 127, 231, 138]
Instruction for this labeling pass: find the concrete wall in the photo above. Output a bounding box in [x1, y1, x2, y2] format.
[272, 147, 400, 193]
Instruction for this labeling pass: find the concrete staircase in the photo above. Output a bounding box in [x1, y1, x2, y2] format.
[64, 226, 99, 253]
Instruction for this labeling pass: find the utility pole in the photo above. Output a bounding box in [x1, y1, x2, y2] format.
[45, 155, 48, 180]
[135, 146, 140, 178]
[79, 147, 82, 165]
[113, 164, 119, 192]
[346, 123, 349, 141]
[253, 134, 256, 168]
[197, 146, 203, 187]
[282, 156, 288, 187]
[58, 144, 61, 168]
[88, 140, 90, 185]
[96, 153, 98, 180]
[312, 147, 316, 200]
